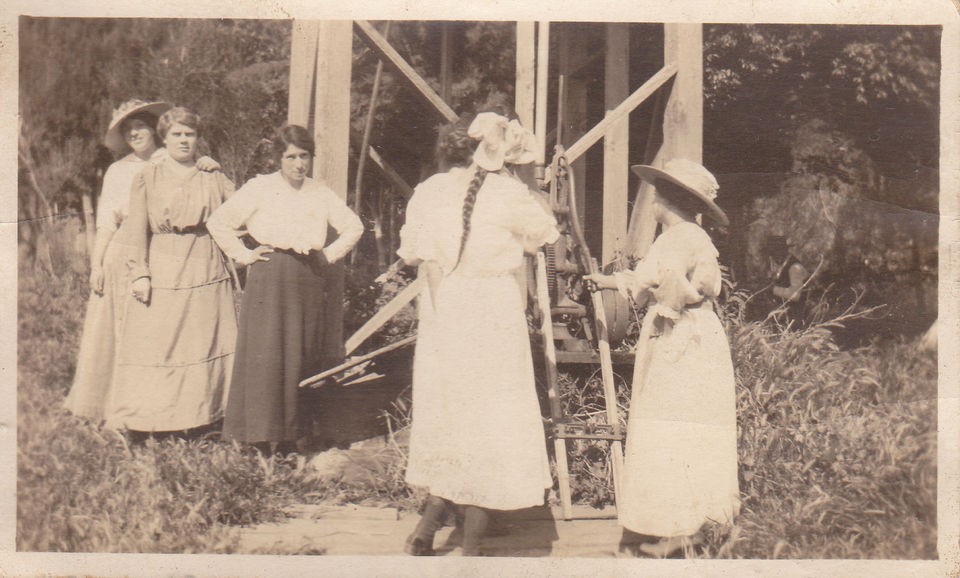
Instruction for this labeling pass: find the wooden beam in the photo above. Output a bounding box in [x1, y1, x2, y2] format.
[558, 25, 589, 225]
[534, 21, 550, 168]
[662, 23, 703, 162]
[625, 25, 702, 261]
[548, 63, 677, 177]
[354, 20, 458, 124]
[602, 23, 630, 265]
[288, 20, 319, 127]
[515, 21, 537, 131]
[344, 276, 424, 355]
[348, 127, 415, 199]
[440, 23, 452, 103]
[313, 20, 354, 367]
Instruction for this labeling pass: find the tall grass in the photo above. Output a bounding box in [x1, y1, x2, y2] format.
[559, 286, 937, 558]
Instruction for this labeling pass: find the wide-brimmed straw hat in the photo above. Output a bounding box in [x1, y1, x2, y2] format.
[104, 99, 172, 153]
[631, 158, 729, 227]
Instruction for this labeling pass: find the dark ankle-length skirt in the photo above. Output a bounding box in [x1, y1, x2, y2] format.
[223, 249, 330, 444]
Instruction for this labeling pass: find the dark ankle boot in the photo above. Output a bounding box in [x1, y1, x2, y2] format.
[405, 495, 449, 556]
[461, 505, 490, 556]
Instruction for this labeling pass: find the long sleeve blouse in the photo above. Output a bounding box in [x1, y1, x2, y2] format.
[207, 171, 364, 265]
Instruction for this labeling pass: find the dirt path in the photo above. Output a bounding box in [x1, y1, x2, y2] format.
[237, 504, 623, 557]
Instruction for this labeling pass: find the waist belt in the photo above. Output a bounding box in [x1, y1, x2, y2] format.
[154, 224, 208, 236]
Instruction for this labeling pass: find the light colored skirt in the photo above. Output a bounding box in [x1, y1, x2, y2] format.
[64, 238, 129, 422]
[106, 232, 236, 431]
[618, 307, 740, 537]
[405, 270, 552, 510]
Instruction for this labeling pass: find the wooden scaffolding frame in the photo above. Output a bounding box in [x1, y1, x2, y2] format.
[290, 20, 704, 520]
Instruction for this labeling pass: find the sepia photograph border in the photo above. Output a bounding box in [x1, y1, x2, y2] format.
[1, 0, 958, 575]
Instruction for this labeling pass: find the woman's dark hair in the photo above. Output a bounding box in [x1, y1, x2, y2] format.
[120, 111, 161, 147]
[157, 107, 201, 139]
[452, 167, 488, 271]
[655, 178, 709, 219]
[435, 113, 476, 172]
[272, 124, 316, 160]
[434, 113, 489, 272]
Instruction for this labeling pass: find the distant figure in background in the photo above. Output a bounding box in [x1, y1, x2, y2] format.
[65, 99, 220, 423]
[398, 112, 558, 556]
[768, 235, 809, 302]
[585, 159, 740, 558]
[106, 106, 236, 436]
[208, 124, 363, 454]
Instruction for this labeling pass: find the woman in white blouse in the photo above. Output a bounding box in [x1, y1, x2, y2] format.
[207, 124, 363, 453]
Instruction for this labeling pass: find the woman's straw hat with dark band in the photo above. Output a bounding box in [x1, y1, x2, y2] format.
[104, 99, 172, 153]
[631, 158, 729, 227]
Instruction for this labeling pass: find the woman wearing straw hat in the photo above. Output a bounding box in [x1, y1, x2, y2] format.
[585, 159, 740, 558]
[105, 106, 236, 436]
[65, 99, 220, 422]
[397, 111, 558, 556]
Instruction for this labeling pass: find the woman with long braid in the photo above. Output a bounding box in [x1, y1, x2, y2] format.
[398, 112, 559, 556]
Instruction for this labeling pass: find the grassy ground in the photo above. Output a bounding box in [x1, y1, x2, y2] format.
[17, 219, 937, 557]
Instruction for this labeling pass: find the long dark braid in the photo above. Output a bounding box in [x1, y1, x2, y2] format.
[451, 166, 488, 272]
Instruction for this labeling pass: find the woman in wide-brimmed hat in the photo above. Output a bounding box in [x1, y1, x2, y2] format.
[397, 111, 558, 557]
[208, 124, 363, 453]
[66, 99, 222, 424]
[585, 158, 740, 558]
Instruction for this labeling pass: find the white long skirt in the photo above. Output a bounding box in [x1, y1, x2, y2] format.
[618, 307, 741, 537]
[405, 271, 552, 510]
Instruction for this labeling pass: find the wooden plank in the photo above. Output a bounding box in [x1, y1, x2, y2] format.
[602, 23, 630, 265]
[534, 21, 550, 168]
[348, 127, 415, 200]
[515, 21, 537, 131]
[536, 252, 573, 520]
[587, 257, 624, 505]
[288, 19, 319, 127]
[546, 63, 677, 181]
[553, 350, 635, 365]
[344, 276, 424, 355]
[354, 20, 458, 124]
[300, 334, 416, 389]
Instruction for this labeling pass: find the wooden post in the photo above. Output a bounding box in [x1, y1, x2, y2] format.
[602, 24, 630, 267]
[662, 23, 703, 163]
[308, 20, 354, 366]
[288, 20, 319, 127]
[515, 21, 537, 132]
[626, 23, 702, 260]
[558, 25, 589, 226]
[440, 23, 452, 104]
[534, 21, 550, 171]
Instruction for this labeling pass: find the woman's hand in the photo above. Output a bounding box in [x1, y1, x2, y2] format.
[237, 245, 274, 267]
[131, 277, 151, 305]
[583, 272, 617, 292]
[90, 265, 105, 296]
[195, 155, 222, 172]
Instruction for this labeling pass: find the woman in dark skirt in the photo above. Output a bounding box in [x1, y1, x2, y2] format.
[207, 125, 363, 452]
